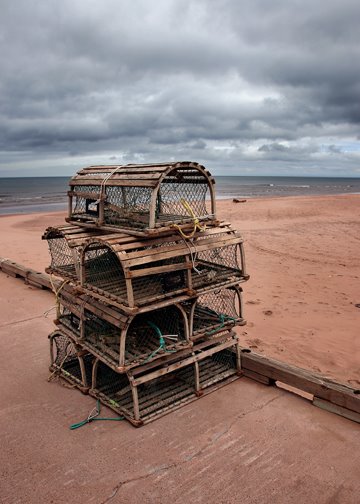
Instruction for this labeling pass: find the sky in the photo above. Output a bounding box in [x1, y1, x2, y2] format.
[1, 0, 360, 177]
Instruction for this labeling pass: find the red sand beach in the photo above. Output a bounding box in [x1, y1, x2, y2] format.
[2, 194, 359, 383]
[1, 194, 360, 503]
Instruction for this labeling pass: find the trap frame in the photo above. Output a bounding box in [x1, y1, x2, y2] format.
[90, 332, 241, 426]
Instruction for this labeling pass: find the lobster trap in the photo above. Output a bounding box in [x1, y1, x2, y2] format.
[48, 330, 93, 393]
[57, 288, 192, 372]
[66, 162, 217, 236]
[43, 224, 248, 312]
[90, 334, 241, 426]
[80, 228, 247, 311]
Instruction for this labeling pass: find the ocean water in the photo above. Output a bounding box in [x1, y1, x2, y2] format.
[0, 175, 359, 215]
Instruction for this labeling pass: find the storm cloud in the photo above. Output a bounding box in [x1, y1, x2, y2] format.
[1, 0, 360, 176]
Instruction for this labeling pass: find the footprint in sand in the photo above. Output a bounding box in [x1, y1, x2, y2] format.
[348, 379, 360, 387]
[246, 337, 263, 349]
[246, 299, 261, 305]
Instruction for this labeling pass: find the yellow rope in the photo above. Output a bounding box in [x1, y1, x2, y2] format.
[172, 198, 206, 239]
[48, 275, 70, 319]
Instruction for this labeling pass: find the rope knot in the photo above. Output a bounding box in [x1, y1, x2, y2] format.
[172, 198, 206, 239]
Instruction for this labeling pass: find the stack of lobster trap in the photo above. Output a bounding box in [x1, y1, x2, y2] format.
[43, 161, 249, 426]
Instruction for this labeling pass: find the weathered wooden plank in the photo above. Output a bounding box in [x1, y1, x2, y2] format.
[313, 397, 360, 423]
[240, 350, 360, 415]
[77, 167, 168, 176]
[64, 219, 154, 237]
[78, 164, 172, 174]
[69, 179, 157, 187]
[67, 190, 103, 199]
[127, 261, 192, 279]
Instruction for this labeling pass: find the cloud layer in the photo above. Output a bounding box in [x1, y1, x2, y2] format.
[1, 0, 360, 176]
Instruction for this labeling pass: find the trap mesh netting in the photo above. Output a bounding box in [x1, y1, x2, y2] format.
[191, 241, 244, 290]
[183, 287, 245, 340]
[49, 331, 93, 390]
[46, 236, 79, 279]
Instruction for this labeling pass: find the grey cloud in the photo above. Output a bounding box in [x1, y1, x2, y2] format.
[1, 0, 360, 176]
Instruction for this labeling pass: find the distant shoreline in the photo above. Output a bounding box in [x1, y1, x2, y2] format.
[1, 174, 360, 215]
[1, 192, 360, 217]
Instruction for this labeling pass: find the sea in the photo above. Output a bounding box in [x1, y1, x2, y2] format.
[0, 175, 359, 215]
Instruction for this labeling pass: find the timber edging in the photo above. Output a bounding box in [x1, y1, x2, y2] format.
[240, 349, 360, 422]
[1, 257, 359, 424]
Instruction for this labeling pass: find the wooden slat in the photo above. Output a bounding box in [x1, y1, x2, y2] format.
[131, 338, 238, 386]
[122, 235, 242, 268]
[67, 190, 103, 199]
[127, 261, 192, 279]
[65, 219, 155, 237]
[103, 224, 232, 253]
[123, 230, 239, 257]
[73, 171, 161, 179]
[78, 163, 173, 172]
[69, 179, 158, 187]
[77, 166, 170, 175]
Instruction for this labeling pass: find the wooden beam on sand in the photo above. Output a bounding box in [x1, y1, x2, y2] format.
[0, 258, 54, 290]
[1, 257, 359, 424]
[240, 349, 360, 422]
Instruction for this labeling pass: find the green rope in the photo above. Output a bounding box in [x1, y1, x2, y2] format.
[70, 400, 124, 430]
[205, 311, 237, 336]
[143, 321, 177, 363]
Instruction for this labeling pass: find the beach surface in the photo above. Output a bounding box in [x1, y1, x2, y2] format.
[1, 193, 359, 383]
[1, 194, 360, 503]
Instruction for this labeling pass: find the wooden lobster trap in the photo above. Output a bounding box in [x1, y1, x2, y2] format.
[66, 161, 217, 236]
[48, 330, 93, 393]
[56, 287, 192, 373]
[90, 333, 241, 426]
[43, 224, 248, 313]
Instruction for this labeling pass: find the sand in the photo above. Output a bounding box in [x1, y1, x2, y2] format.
[1, 194, 360, 503]
[1, 194, 359, 384]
